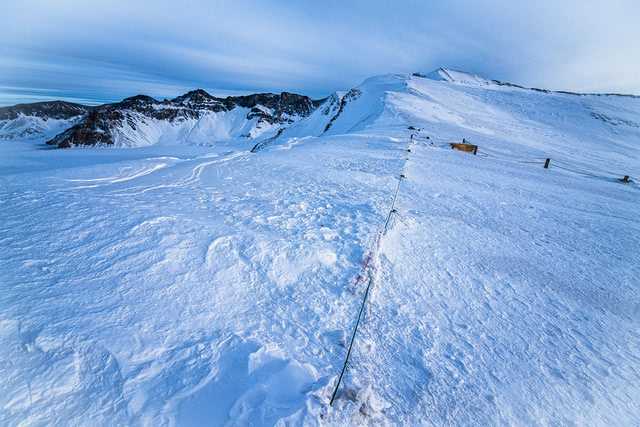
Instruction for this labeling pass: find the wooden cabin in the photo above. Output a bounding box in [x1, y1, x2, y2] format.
[450, 142, 477, 153]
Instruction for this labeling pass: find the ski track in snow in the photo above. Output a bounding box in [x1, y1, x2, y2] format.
[1, 73, 640, 425]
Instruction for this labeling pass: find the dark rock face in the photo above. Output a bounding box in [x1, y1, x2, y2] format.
[46, 90, 326, 148]
[323, 89, 361, 133]
[0, 101, 94, 121]
[225, 92, 323, 117]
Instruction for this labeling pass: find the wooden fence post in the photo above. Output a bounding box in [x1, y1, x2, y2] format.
[473, 146, 478, 155]
[544, 158, 550, 169]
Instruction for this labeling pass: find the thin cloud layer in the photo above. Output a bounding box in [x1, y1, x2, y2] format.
[0, 0, 638, 105]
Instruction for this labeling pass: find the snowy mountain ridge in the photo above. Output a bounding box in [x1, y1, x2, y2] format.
[0, 101, 93, 141]
[415, 68, 497, 87]
[42, 90, 322, 148]
[1, 68, 639, 425]
[2, 69, 639, 154]
[417, 68, 640, 98]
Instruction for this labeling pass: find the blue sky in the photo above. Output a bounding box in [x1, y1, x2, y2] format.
[1, 0, 639, 106]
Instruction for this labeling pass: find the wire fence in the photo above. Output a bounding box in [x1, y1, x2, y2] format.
[479, 146, 548, 161]
[421, 137, 637, 183]
[477, 150, 548, 165]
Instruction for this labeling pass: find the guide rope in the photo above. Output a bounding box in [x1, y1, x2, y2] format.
[477, 150, 547, 164]
[549, 164, 601, 177]
[329, 276, 373, 406]
[431, 138, 636, 182]
[479, 146, 548, 160]
[330, 138, 413, 405]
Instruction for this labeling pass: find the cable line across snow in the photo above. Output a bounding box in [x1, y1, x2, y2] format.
[330, 136, 414, 406]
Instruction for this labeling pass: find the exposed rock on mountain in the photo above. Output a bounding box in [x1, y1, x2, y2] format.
[2, 69, 639, 149]
[0, 101, 94, 140]
[0, 101, 93, 121]
[45, 90, 325, 148]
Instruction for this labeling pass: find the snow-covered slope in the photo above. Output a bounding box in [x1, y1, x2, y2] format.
[265, 71, 640, 176]
[44, 91, 321, 148]
[4, 70, 639, 170]
[0, 114, 82, 140]
[0, 101, 92, 140]
[416, 67, 497, 87]
[1, 70, 639, 425]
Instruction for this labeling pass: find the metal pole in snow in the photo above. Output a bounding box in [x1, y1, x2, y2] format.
[544, 158, 550, 169]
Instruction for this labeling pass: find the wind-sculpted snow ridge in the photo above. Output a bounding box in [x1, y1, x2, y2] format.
[1, 69, 640, 425]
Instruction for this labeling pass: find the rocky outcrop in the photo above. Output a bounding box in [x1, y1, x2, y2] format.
[0, 101, 96, 140]
[323, 89, 361, 133]
[45, 90, 326, 148]
[0, 101, 94, 121]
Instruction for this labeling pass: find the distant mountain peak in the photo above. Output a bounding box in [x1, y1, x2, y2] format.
[4, 69, 639, 147]
[115, 94, 159, 109]
[413, 68, 559, 93]
[41, 88, 322, 147]
[172, 89, 216, 104]
[0, 100, 93, 121]
[413, 68, 494, 87]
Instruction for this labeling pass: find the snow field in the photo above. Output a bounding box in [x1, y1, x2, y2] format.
[341, 140, 640, 424]
[0, 134, 412, 425]
[1, 69, 639, 424]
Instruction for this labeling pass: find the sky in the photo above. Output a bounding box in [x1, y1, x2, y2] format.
[0, 0, 639, 106]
